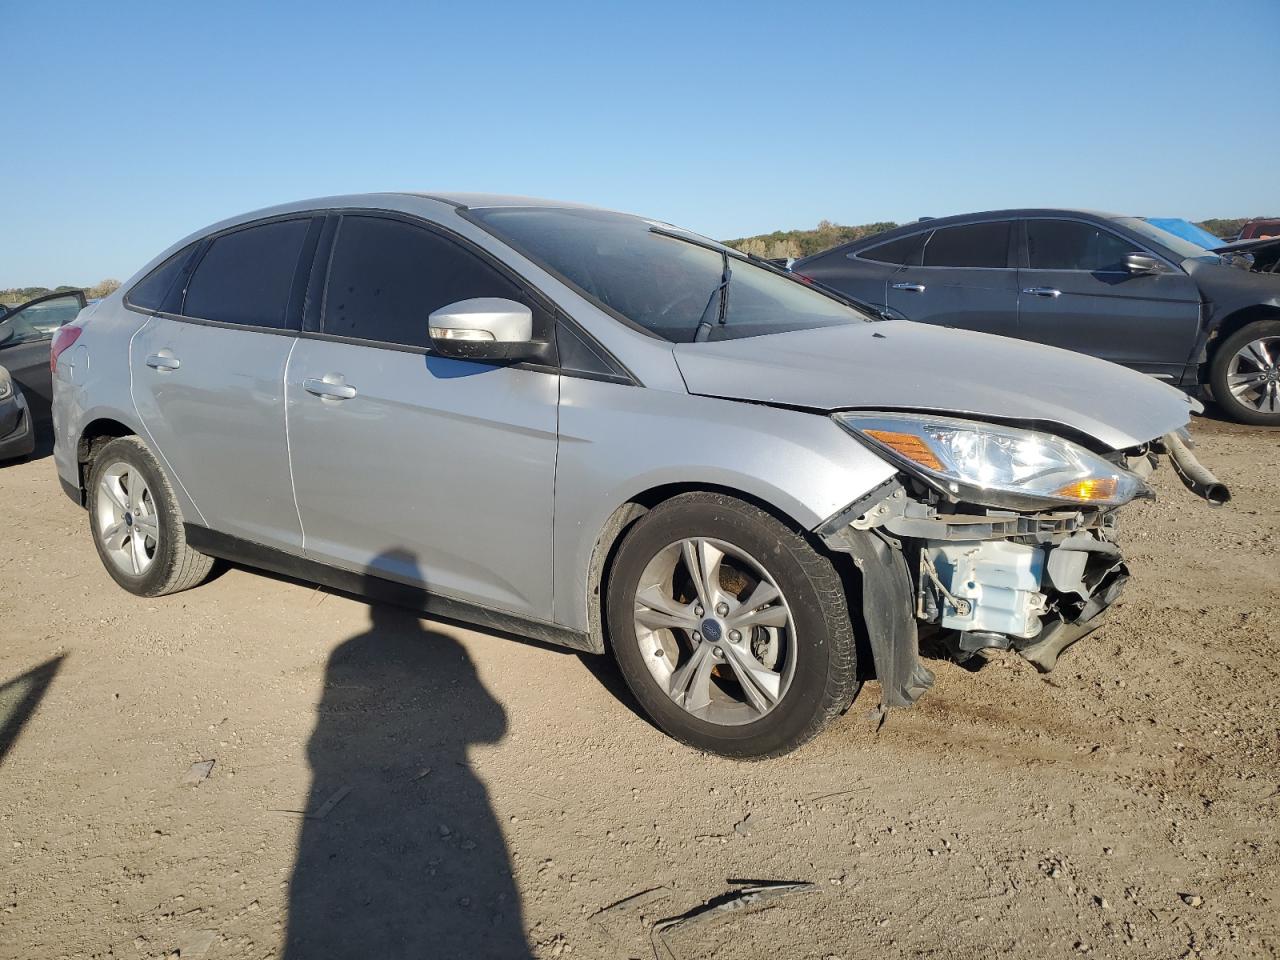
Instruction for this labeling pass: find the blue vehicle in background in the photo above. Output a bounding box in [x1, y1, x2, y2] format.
[1143, 218, 1225, 248]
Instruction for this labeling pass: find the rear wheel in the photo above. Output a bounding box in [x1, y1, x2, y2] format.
[606, 492, 857, 759]
[1210, 320, 1280, 425]
[87, 436, 213, 596]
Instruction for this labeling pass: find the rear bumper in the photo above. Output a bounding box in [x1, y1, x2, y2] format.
[0, 393, 35, 460]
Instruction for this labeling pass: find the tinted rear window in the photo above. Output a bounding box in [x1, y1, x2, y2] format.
[922, 221, 1010, 268]
[127, 243, 199, 312]
[183, 219, 310, 328]
[857, 233, 924, 265]
[322, 215, 534, 349]
[1026, 220, 1139, 272]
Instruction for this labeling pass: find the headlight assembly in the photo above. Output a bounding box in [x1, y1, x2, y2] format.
[0, 372, 12, 401]
[834, 412, 1145, 510]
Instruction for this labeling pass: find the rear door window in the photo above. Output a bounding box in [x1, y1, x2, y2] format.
[321, 215, 539, 349]
[921, 221, 1011, 268]
[183, 219, 311, 328]
[1026, 220, 1141, 272]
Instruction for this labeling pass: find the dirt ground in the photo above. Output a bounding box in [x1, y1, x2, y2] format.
[1, 415, 1277, 960]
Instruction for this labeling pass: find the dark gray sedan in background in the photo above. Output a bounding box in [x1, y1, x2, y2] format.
[795, 210, 1280, 425]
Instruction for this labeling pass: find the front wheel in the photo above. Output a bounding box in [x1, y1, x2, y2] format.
[606, 493, 858, 759]
[1209, 320, 1280, 425]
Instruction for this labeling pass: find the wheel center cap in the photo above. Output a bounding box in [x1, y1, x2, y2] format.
[700, 619, 722, 643]
[124, 512, 134, 527]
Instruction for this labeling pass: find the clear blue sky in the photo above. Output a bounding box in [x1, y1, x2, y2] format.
[3, 0, 1276, 288]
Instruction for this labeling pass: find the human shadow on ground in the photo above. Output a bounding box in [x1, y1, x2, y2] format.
[0, 655, 64, 766]
[282, 550, 531, 959]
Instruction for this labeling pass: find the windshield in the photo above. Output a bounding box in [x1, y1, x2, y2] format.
[471, 207, 871, 342]
[1115, 217, 1214, 259]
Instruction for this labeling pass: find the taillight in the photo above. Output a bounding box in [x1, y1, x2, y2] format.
[50, 325, 83, 373]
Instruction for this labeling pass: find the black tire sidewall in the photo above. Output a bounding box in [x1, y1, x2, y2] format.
[87, 438, 184, 597]
[1210, 320, 1280, 426]
[607, 495, 854, 758]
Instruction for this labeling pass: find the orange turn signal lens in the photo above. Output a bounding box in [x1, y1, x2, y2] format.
[864, 430, 943, 471]
[1052, 477, 1118, 502]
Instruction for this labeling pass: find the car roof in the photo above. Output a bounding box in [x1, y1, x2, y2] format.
[395, 191, 606, 211]
[794, 208, 1131, 264]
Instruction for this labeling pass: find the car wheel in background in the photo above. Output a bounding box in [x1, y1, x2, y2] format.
[1210, 320, 1280, 426]
[87, 436, 213, 596]
[606, 492, 857, 759]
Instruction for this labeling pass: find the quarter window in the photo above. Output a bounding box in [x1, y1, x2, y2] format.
[183, 219, 311, 328]
[1026, 220, 1141, 272]
[127, 243, 200, 312]
[921, 222, 1010, 268]
[321, 215, 536, 349]
[857, 233, 924, 265]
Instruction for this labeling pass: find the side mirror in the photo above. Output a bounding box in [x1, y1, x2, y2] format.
[1123, 253, 1162, 276]
[427, 298, 542, 361]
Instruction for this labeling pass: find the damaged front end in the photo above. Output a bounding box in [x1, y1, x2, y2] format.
[817, 413, 1228, 714]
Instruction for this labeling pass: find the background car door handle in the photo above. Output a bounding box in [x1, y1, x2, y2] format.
[1023, 287, 1062, 298]
[303, 376, 357, 400]
[145, 352, 180, 371]
[891, 282, 926, 293]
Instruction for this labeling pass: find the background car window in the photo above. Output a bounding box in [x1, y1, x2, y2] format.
[857, 233, 924, 265]
[322, 216, 536, 349]
[1027, 220, 1140, 272]
[128, 243, 200, 312]
[183, 219, 310, 328]
[0, 293, 83, 345]
[921, 222, 1010, 268]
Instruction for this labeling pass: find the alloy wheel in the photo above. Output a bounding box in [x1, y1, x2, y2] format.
[1226, 335, 1280, 413]
[632, 537, 796, 725]
[94, 461, 160, 576]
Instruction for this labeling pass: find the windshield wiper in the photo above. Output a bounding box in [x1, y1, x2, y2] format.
[693, 250, 731, 343]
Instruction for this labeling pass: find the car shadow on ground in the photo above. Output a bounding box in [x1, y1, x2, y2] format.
[282, 550, 532, 959]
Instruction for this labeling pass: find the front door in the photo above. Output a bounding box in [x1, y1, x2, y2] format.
[1016, 218, 1202, 379]
[0, 290, 86, 423]
[886, 220, 1020, 338]
[286, 213, 559, 618]
[130, 216, 317, 550]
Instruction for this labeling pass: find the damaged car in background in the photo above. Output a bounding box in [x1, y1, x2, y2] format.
[53, 194, 1229, 760]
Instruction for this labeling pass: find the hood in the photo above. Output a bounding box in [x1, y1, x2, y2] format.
[673, 321, 1197, 451]
[1209, 236, 1280, 276]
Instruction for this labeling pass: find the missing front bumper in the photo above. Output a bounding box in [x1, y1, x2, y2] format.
[822, 484, 1130, 713]
[922, 533, 1129, 672]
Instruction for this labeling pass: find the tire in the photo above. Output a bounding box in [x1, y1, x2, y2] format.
[87, 435, 213, 596]
[1209, 319, 1280, 426]
[605, 492, 857, 759]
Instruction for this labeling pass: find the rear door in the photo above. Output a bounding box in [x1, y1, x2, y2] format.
[129, 216, 320, 550]
[0, 290, 86, 422]
[885, 221, 1020, 337]
[1016, 218, 1201, 378]
[285, 213, 559, 617]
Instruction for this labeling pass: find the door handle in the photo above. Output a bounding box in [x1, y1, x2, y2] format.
[1023, 287, 1062, 298]
[145, 352, 180, 371]
[891, 282, 926, 293]
[303, 376, 357, 401]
